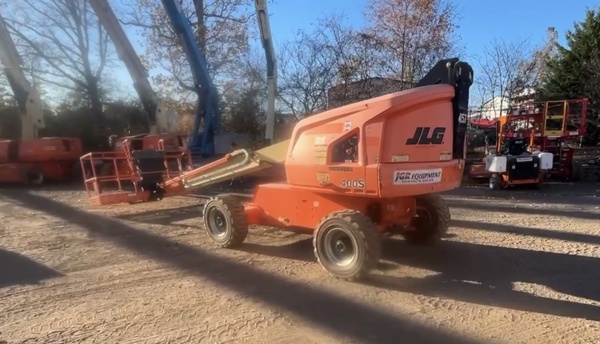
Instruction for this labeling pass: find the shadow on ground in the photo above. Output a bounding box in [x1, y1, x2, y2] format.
[0, 190, 482, 344]
[115, 204, 205, 229]
[0, 248, 63, 289]
[451, 219, 600, 246]
[226, 235, 600, 322]
[448, 199, 600, 221]
[445, 181, 600, 205]
[369, 239, 600, 321]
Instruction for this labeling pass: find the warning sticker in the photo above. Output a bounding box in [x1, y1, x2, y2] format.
[393, 168, 443, 185]
[343, 121, 352, 131]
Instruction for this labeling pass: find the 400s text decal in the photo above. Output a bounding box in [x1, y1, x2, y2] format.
[340, 179, 365, 189]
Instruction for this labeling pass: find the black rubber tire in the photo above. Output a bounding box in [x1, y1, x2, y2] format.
[22, 168, 45, 187]
[489, 173, 502, 190]
[403, 194, 450, 246]
[532, 173, 544, 190]
[202, 194, 248, 248]
[313, 210, 381, 281]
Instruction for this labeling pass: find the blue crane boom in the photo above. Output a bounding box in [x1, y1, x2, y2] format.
[160, 0, 221, 157]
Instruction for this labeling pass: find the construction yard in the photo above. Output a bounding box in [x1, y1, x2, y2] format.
[1, 181, 599, 344]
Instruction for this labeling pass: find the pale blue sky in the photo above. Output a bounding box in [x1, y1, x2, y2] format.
[110, 0, 599, 101]
[264, 0, 597, 53]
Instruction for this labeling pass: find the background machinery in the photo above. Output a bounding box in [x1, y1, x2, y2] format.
[485, 107, 553, 189]
[538, 98, 588, 179]
[80, 58, 474, 281]
[468, 98, 588, 186]
[255, 0, 277, 144]
[90, 0, 187, 178]
[90, 0, 179, 137]
[92, 0, 278, 154]
[159, 0, 222, 157]
[0, 14, 82, 186]
[157, 0, 277, 157]
[87, 0, 280, 183]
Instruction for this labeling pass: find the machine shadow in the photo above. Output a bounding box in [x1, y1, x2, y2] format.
[0, 180, 84, 192]
[0, 248, 63, 289]
[115, 203, 204, 229]
[451, 219, 600, 246]
[448, 199, 600, 221]
[444, 181, 600, 206]
[239, 238, 315, 263]
[230, 232, 600, 321]
[365, 238, 600, 321]
[1, 190, 483, 344]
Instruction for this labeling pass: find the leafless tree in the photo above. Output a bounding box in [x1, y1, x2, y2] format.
[476, 38, 534, 114]
[512, 27, 559, 95]
[275, 13, 358, 117]
[3, 0, 112, 120]
[364, 0, 461, 84]
[119, 0, 254, 98]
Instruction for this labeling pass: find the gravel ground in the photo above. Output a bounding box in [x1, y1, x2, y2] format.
[1, 180, 599, 344]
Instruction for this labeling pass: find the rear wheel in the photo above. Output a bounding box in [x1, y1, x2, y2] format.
[313, 210, 381, 281]
[203, 194, 248, 248]
[403, 194, 450, 245]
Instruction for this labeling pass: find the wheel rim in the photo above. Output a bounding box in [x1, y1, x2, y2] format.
[414, 206, 433, 229]
[206, 206, 228, 238]
[322, 225, 357, 267]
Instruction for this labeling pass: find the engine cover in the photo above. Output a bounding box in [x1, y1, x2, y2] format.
[506, 155, 540, 181]
[485, 154, 507, 173]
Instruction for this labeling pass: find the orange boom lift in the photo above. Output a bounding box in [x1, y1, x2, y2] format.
[0, 14, 82, 186]
[81, 58, 474, 280]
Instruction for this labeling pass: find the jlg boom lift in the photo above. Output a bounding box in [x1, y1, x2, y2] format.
[81, 58, 474, 281]
[0, 14, 82, 186]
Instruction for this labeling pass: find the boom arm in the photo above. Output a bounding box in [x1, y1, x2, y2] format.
[90, 0, 176, 134]
[160, 0, 221, 156]
[0, 14, 44, 140]
[255, 0, 277, 143]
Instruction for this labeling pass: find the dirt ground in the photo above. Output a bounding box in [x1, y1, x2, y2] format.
[1, 180, 600, 344]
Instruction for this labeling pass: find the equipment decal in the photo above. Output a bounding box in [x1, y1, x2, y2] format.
[340, 178, 365, 189]
[393, 168, 442, 185]
[406, 127, 445, 145]
[516, 157, 533, 162]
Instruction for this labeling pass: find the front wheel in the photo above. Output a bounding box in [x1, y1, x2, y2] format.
[313, 210, 381, 281]
[22, 168, 45, 187]
[402, 194, 450, 246]
[203, 195, 248, 248]
[489, 173, 502, 190]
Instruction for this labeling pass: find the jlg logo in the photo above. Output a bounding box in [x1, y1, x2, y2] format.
[405, 127, 445, 145]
